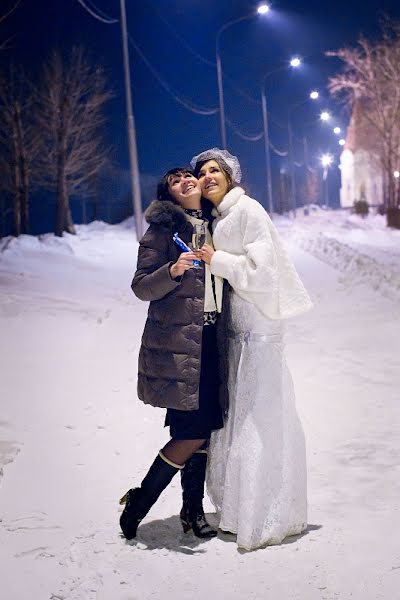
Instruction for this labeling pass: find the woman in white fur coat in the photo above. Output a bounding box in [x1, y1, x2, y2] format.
[190, 148, 313, 551]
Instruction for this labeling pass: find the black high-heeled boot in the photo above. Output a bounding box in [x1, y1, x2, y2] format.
[180, 451, 217, 539]
[119, 451, 182, 540]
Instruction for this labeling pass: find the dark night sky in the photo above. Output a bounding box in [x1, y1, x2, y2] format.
[3, 0, 400, 212]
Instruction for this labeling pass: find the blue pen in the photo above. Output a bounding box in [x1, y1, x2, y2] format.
[173, 232, 201, 268]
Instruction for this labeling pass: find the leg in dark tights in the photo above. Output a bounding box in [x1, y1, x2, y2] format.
[120, 438, 207, 540]
[162, 438, 207, 466]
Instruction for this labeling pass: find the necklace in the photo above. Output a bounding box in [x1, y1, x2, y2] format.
[184, 208, 203, 219]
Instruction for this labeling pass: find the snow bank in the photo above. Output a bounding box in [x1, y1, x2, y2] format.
[292, 231, 400, 302]
[277, 210, 400, 303]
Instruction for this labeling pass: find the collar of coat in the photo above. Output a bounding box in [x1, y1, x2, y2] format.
[211, 186, 245, 217]
[144, 199, 189, 233]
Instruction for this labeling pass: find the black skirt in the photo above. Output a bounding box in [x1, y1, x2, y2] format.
[165, 322, 224, 440]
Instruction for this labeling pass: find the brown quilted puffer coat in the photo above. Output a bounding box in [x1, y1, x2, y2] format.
[132, 199, 209, 411]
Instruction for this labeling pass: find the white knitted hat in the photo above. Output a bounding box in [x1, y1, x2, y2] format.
[190, 147, 242, 183]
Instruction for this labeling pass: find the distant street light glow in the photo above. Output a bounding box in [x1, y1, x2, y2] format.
[394, 170, 400, 178]
[320, 111, 331, 121]
[310, 90, 319, 100]
[290, 57, 301, 68]
[321, 154, 333, 167]
[339, 138, 346, 146]
[333, 126, 341, 134]
[257, 4, 270, 14]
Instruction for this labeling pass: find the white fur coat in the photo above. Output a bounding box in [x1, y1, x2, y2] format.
[210, 187, 313, 320]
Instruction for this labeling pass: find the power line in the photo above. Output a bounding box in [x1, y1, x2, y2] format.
[128, 35, 219, 116]
[146, 0, 288, 130]
[226, 116, 289, 154]
[269, 139, 288, 157]
[226, 117, 263, 141]
[146, 0, 215, 68]
[75, 1, 288, 141]
[0, 0, 21, 25]
[85, 0, 118, 21]
[75, 0, 118, 24]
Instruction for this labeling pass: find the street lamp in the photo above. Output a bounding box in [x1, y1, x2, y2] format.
[257, 4, 270, 14]
[321, 154, 333, 206]
[120, 0, 143, 238]
[321, 154, 333, 167]
[394, 170, 400, 179]
[290, 57, 301, 68]
[339, 138, 346, 146]
[320, 111, 331, 121]
[261, 57, 302, 215]
[216, 5, 270, 148]
[287, 91, 320, 215]
[333, 126, 341, 134]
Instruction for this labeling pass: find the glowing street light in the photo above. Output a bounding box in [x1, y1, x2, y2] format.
[321, 154, 333, 167]
[290, 57, 301, 68]
[339, 138, 346, 146]
[320, 111, 331, 122]
[262, 56, 304, 215]
[321, 154, 333, 207]
[287, 90, 319, 216]
[257, 3, 270, 14]
[333, 126, 341, 134]
[394, 171, 400, 179]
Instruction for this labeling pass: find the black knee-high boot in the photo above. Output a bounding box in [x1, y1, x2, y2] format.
[119, 451, 183, 540]
[180, 451, 217, 539]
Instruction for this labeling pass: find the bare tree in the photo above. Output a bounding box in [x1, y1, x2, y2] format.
[35, 47, 111, 236]
[0, 67, 38, 235]
[327, 19, 400, 225]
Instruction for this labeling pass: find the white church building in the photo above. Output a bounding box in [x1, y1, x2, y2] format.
[339, 100, 384, 208]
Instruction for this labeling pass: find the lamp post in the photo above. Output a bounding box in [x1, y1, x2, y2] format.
[216, 4, 270, 149]
[261, 57, 302, 215]
[261, 86, 274, 215]
[321, 153, 333, 207]
[120, 0, 143, 238]
[288, 91, 319, 216]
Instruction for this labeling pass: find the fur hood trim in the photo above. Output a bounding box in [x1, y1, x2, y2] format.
[144, 200, 188, 233]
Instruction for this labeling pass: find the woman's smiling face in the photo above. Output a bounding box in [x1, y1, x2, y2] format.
[167, 171, 201, 208]
[197, 160, 229, 205]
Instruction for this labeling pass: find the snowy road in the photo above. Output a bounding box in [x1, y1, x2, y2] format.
[0, 214, 399, 600]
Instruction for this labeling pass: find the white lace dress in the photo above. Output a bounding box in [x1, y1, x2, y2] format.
[207, 292, 307, 550]
[206, 187, 311, 550]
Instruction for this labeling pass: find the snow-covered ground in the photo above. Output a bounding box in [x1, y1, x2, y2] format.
[0, 209, 399, 600]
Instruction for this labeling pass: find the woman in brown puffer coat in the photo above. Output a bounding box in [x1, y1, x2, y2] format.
[119, 167, 225, 541]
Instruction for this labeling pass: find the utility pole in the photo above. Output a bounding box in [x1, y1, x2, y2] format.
[288, 117, 296, 217]
[120, 0, 143, 239]
[261, 85, 273, 215]
[215, 47, 227, 150]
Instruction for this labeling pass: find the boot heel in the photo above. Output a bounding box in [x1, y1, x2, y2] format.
[119, 491, 129, 505]
[180, 517, 192, 534]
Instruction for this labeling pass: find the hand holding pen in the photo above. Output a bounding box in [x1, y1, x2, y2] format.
[170, 250, 199, 279]
[170, 232, 200, 279]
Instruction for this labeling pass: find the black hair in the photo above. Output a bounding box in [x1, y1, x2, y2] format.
[156, 167, 195, 203]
